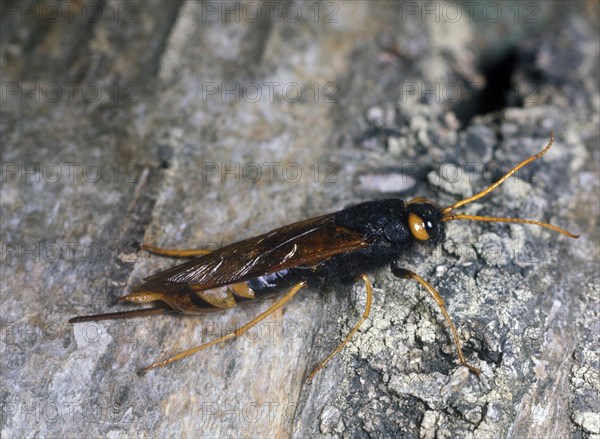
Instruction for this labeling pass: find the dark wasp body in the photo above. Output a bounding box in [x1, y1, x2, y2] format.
[132, 199, 442, 311]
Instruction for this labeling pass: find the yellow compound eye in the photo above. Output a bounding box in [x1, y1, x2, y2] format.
[408, 213, 430, 241]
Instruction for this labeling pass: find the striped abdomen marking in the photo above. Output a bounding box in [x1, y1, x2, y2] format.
[120, 281, 256, 314]
[119, 268, 304, 315]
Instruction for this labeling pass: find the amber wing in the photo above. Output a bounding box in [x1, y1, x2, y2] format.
[136, 213, 371, 294]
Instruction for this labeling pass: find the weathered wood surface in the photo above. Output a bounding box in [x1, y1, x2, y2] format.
[1, 2, 598, 438]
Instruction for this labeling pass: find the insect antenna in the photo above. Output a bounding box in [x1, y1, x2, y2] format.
[441, 132, 578, 238]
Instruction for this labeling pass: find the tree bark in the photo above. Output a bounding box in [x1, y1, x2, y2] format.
[1, 2, 598, 438]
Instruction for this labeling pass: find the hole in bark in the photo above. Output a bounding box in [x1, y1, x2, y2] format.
[454, 49, 520, 127]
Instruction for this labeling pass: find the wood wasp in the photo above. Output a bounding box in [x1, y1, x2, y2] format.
[70, 132, 577, 379]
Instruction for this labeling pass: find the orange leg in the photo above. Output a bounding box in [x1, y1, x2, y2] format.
[307, 274, 373, 380]
[392, 266, 481, 375]
[141, 243, 212, 257]
[141, 281, 307, 373]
